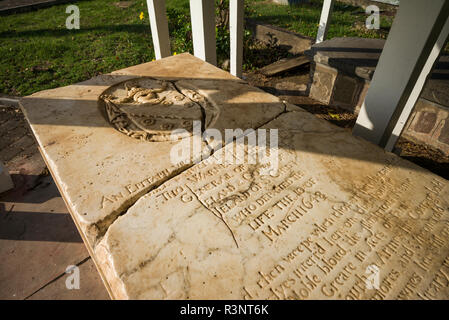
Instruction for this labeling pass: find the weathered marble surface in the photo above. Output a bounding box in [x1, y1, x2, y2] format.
[19, 53, 286, 250]
[96, 109, 449, 299]
[20, 54, 449, 300]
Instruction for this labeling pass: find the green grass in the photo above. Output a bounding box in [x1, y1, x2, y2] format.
[247, 0, 393, 39]
[0, 0, 158, 96]
[166, 0, 191, 12]
[0, 0, 395, 96]
[165, 0, 394, 39]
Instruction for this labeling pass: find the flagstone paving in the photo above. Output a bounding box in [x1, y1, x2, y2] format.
[0, 104, 109, 300]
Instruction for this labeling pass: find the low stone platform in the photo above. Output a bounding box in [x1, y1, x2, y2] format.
[305, 37, 449, 155]
[20, 53, 449, 299]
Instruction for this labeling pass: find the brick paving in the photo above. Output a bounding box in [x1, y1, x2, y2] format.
[0, 104, 109, 300]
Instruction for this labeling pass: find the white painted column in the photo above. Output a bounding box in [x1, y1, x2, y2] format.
[147, 0, 171, 60]
[353, 0, 449, 149]
[189, 0, 217, 65]
[316, 0, 335, 44]
[230, 0, 244, 78]
[385, 16, 449, 151]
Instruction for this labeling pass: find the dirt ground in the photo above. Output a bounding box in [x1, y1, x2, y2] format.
[395, 139, 449, 180]
[244, 64, 449, 180]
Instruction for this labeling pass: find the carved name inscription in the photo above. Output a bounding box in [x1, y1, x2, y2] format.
[96, 111, 449, 299]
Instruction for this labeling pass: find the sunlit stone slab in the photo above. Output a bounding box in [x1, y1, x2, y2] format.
[19, 53, 285, 249]
[96, 109, 449, 299]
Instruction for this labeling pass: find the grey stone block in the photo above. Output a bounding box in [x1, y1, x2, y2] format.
[306, 37, 449, 154]
[246, 19, 313, 55]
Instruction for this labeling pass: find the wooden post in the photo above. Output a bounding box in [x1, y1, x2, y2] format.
[147, 0, 171, 60]
[189, 0, 217, 65]
[230, 0, 244, 78]
[316, 0, 335, 44]
[353, 0, 449, 150]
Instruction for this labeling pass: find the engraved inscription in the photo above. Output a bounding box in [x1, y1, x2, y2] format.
[95, 111, 449, 300]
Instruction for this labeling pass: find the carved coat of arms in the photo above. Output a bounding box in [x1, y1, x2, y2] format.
[99, 77, 218, 142]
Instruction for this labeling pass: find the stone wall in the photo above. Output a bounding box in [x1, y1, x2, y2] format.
[306, 37, 449, 155]
[309, 65, 449, 154]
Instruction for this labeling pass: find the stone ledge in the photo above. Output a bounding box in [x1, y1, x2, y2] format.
[305, 37, 449, 108]
[305, 37, 384, 81]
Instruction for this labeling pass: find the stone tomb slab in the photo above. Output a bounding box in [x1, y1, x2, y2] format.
[19, 54, 286, 296]
[96, 109, 449, 300]
[20, 53, 449, 300]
